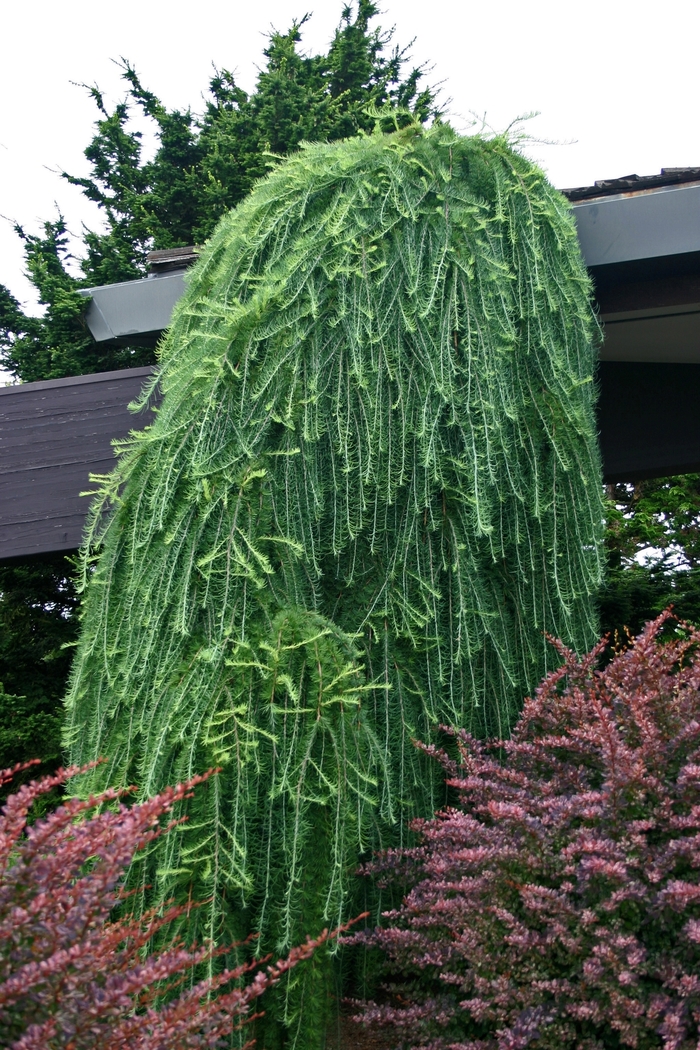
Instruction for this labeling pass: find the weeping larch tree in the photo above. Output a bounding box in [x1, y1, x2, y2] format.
[65, 120, 604, 1047]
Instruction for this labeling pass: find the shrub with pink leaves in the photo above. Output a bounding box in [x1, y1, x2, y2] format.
[355, 613, 700, 1049]
[0, 763, 329, 1049]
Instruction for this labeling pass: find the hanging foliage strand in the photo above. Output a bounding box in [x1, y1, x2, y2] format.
[65, 121, 604, 1048]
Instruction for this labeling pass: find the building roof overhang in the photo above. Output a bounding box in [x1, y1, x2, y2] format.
[4, 171, 700, 561]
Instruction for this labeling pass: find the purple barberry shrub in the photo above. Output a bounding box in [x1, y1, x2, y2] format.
[355, 613, 700, 1049]
[0, 763, 328, 1049]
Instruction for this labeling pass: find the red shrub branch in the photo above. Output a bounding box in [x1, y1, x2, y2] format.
[0, 763, 331, 1049]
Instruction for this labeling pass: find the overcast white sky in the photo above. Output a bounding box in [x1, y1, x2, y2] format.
[2, 0, 699, 313]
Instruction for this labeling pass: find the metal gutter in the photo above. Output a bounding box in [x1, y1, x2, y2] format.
[78, 271, 187, 345]
[573, 182, 700, 268]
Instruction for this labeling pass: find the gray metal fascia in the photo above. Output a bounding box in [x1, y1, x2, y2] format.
[79, 271, 187, 342]
[78, 185, 700, 344]
[572, 183, 700, 267]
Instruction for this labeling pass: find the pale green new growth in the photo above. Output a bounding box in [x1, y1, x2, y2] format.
[65, 122, 604, 1046]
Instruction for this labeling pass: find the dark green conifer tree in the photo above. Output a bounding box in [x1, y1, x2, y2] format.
[65, 121, 605, 1048]
[601, 474, 700, 638]
[0, 555, 78, 794]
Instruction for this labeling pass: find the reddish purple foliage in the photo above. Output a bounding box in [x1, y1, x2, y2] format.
[355, 613, 700, 1049]
[0, 763, 329, 1049]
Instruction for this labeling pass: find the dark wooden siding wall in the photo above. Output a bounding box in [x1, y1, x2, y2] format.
[3, 361, 700, 561]
[0, 367, 156, 560]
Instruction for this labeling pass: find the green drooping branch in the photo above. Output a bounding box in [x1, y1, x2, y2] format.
[65, 121, 604, 1047]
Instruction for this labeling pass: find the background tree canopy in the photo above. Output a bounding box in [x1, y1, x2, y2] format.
[601, 476, 700, 638]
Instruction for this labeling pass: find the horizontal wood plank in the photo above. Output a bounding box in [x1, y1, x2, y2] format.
[0, 367, 157, 559]
[5, 360, 700, 560]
